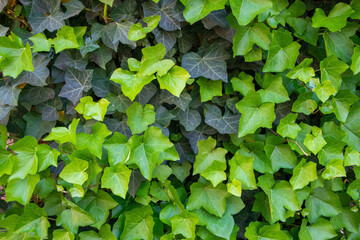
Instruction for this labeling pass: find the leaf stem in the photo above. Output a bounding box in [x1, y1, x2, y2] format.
[103, 4, 108, 23]
[285, 139, 309, 156]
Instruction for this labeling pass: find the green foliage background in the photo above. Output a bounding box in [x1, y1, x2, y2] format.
[0, 0, 360, 239]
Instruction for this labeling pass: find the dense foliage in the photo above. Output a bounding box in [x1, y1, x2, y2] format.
[0, 0, 360, 239]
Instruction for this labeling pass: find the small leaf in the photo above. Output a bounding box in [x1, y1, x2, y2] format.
[197, 77, 223, 102]
[180, 0, 228, 24]
[75, 96, 109, 121]
[59, 158, 89, 185]
[321, 159, 346, 179]
[157, 66, 190, 97]
[126, 102, 156, 135]
[101, 164, 131, 199]
[290, 159, 318, 190]
[230, 0, 272, 26]
[170, 210, 199, 239]
[229, 152, 257, 190]
[277, 113, 301, 139]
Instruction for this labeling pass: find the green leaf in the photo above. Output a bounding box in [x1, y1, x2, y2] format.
[29, 33, 52, 52]
[75, 122, 111, 158]
[99, 0, 114, 7]
[227, 179, 242, 197]
[229, 151, 257, 190]
[332, 90, 359, 123]
[53, 229, 75, 240]
[13, 203, 50, 239]
[277, 113, 301, 139]
[157, 66, 190, 97]
[101, 163, 131, 199]
[59, 158, 89, 185]
[305, 188, 342, 224]
[126, 102, 156, 135]
[197, 77, 223, 102]
[103, 132, 130, 166]
[0, 32, 34, 78]
[152, 165, 172, 183]
[292, 92, 317, 115]
[171, 161, 192, 182]
[321, 159, 346, 179]
[312, 3, 354, 32]
[180, 0, 228, 24]
[56, 206, 96, 234]
[290, 159, 318, 190]
[265, 137, 297, 171]
[351, 46, 360, 74]
[286, 58, 315, 83]
[186, 181, 230, 217]
[37, 144, 60, 172]
[258, 73, 289, 103]
[193, 137, 227, 187]
[75, 96, 109, 121]
[52, 26, 80, 53]
[126, 126, 177, 180]
[129, 15, 161, 41]
[69, 184, 84, 198]
[230, 0, 273, 26]
[263, 28, 301, 72]
[314, 80, 336, 102]
[170, 210, 199, 239]
[0, 150, 13, 177]
[0, 125, 7, 150]
[5, 174, 40, 205]
[236, 92, 275, 138]
[320, 55, 348, 92]
[110, 68, 155, 101]
[323, 31, 354, 63]
[120, 205, 155, 240]
[231, 72, 255, 96]
[304, 126, 327, 155]
[232, 22, 271, 56]
[245, 222, 291, 240]
[44, 118, 79, 145]
[77, 190, 118, 229]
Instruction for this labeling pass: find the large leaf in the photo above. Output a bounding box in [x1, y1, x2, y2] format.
[180, 0, 228, 24]
[230, 0, 273, 26]
[126, 102, 156, 134]
[101, 164, 131, 199]
[229, 151, 257, 190]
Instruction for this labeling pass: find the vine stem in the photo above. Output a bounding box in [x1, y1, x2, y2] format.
[103, 4, 108, 23]
[285, 139, 309, 156]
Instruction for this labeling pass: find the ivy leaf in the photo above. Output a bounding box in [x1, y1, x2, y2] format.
[75, 96, 109, 122]
[53, 229, 75, 240]
[99, 0, 114, 7]
[120, 205, 155, 240]
[0, 150, 13, 177]
[171, 161, 192, 182]
[0, 85, 21, 106]
[180, 0, 227, 24]
[103, 132, 130, 166]
[231, 72, 255, 96]
[230, 0, 273, 26]
[321, 159, 346, 179]
[77, 190, 118, 229]
[75, 122, 111, 158]
[236, 92, 275, 138]
[29, 33, 52, 52]
[299, 218, 337, 240]
[0, 33, 34, 78]
[258, 73, 289, 104]
[44, 118, 79, 145]
[264, 137, 297, 171]
[187, 181, 230, 217]
[126, 102, 156, 134]
[292, 92, 317, 115]
[286, 58, 315, 83]
[320, 55, 348, 92]
[276, 113, 301, 139]
[59, 67, 93, 104]
[52, 25, 80, 53]
[245, 222, 291, 240]
[233, 22, 270, 57]
[263, 28, 301, 72]
[323, 31, 354, 64]
[304, 126, 327, 155]
[197, 78, 223, 102]
[110, 68, 155, 101]
[193, 137, 227, 187]
[312, 3, 354, 32]
[305, 188, 342, 224]
[314, 80, 336, 103]
[229, 152, 257, 190]
[37, 144, 60, 172]
[5, 174, 40, 205]
[204, 104, 240, 134]
[126, 126, 176, 180]
[182, 44, 229, 82]
[290, 159, 318, 190]
[56, 206, 96, 234]
[351, 46, 360, 75]
[157, 66, 190, 97]
[101, 164, 131, 199]
[128, 15, 161, 41]
[59, 158, 89, 185]
[170, 210, 199, 239]
[143, 0, 182, 31]
[332, 90, 359, 123]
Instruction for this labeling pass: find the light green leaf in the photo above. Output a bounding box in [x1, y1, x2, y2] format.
[236, 92, 275, 138]
[152, 165, 172, 183]
[351, 46, 360, 74]
[229, 151, 257, 190]
[320, 55, 348, 92]
[44, 118, 80, 145]
[231, 72, 255, 96]
[227, 179, 242, 197]
[59, 158, 89, 185]
[101, 163, 131, 199]
[344, 147, 360, 167]
[230, 0, 273, 26]
[312, 3, 354, 32]
[5, 174, 40, 205]
[103, 132, 130, 166]
[170, 210, 199, 239]
[29, 33, 51, 52]
[193, 137, 228, 187]
[120, 205, 154, 240]
[37, 144, 60, 172]
[75, 96, 109, 121]
[126, 102, 156, 135]
[290, 159, 318, 190]
[129, 15, 161, 41]
[286, 58, 315, 83]
[299, 218, 337, 240]
[187, 181, 230, 217]
[171, 161, 192, 182]
[258, 73, 289, 103]
[0, 150, 13, 177]
[56, 206, 96, 234]
[277, 113, 301, 139]
[292, 92, 317, 115]
[263, 28, 301, 72]
[53, 229, 75, 240]
[180, 0, 228, 24]
[69, 184, 84, 198]
[321, 159, 346, 179]
[304, 126, 327, 155]
[332, 89, 359, 123]
[245, 222, 291, 240]
[52, 26, 80, 53]
[197, 77, 223, 102]
[314, 80, 336, 102]
[99, 0, 114, 7]
[157, 66, 190, 97]
[323, 31, 354, 63]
